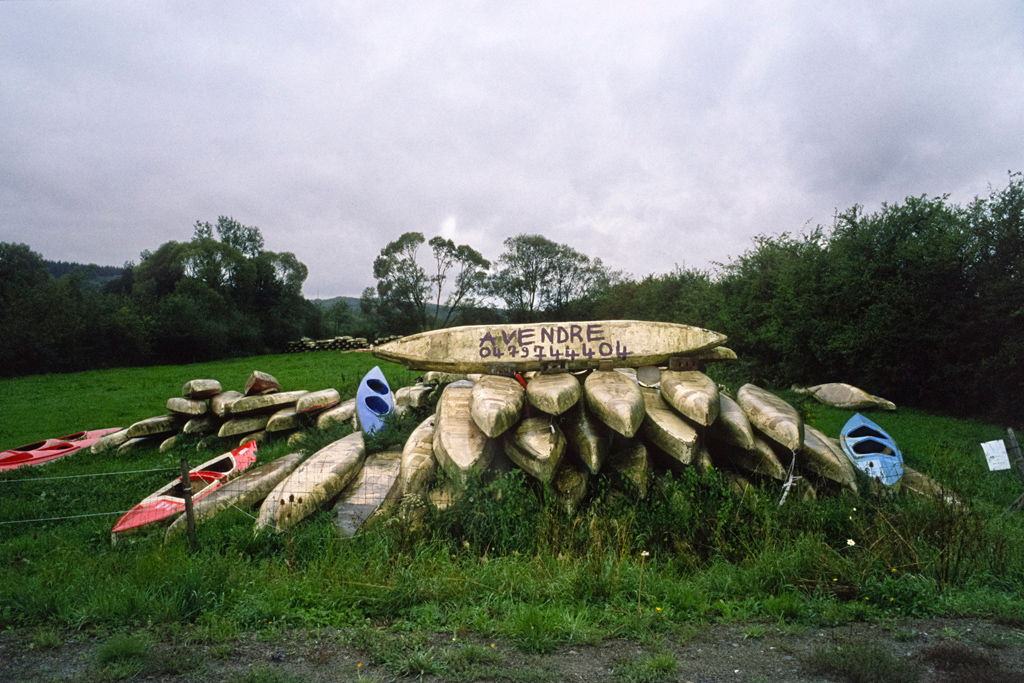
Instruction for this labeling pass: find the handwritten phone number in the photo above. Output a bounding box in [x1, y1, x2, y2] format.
[477, 341, 633, 361]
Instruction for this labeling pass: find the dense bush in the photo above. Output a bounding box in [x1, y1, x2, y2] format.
[595, 172, 1024, 421]
[0, 217, 323, 376]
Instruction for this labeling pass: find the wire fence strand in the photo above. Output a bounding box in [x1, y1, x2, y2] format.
[0, 467, 178, 484]
[0, 510, 131, 526]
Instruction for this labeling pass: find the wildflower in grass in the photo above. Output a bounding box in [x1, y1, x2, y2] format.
[656, 607, 661, 611]
[638, 551, 651, 615]
[490, 644, 495, 647]
[847, 539, 856, 546]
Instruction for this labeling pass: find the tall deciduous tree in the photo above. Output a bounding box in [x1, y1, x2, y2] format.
[372, 232, 490, 333]
[489, 234, 616, 322]
[427, 236, 490, 327]
[488, 234, 559, 321]
[373, 232, 429, 334]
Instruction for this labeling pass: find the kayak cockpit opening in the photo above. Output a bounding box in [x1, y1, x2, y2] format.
[848, 425, 886, 439]
[10, 441, 47, 452]
[199, 456, 235, 474]
[851, 438, 895, 456]
[366, 379, 389, 395]
[365, 396, 390, 415]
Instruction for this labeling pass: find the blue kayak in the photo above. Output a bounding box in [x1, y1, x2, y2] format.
[839, 413, 903, 486]
[356, 366, 394, 435]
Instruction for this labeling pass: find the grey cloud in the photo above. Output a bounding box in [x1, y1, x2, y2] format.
[2, 1, 1021, 297]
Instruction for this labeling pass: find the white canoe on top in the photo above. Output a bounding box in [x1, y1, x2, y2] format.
[373, 320, 726, 373]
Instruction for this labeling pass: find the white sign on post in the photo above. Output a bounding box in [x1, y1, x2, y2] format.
[981, 440, 1012, 471]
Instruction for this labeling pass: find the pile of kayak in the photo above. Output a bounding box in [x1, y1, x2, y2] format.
[3, 320, 962, 544]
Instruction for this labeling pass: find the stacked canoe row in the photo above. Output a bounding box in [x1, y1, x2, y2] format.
[90, 371, 362, 457]
[382, 370, 852, 517]
[284, 335, 402, 353]
[156, 372, 949, 542]
[388, 370, 949, 517]
[163, 374, 446, 540]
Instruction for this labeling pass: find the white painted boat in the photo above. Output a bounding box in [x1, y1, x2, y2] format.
[583, 370, 645, 438]
[561, 403, 608, 474]
[210, 390, 243, 418]
[660, 371, 720, 426]
[333, 450, 403, 536]
[230, 391, 308, 417]
[126, 414, 183, 439]
[794, 383, 896, 411]
[296, 389, 341, 414]
[165, 451, 304, 543]
[551, 458, 589, 515]
[166, 397, 208, 416]
[800, 425, 859, 493]
[469, 375, 525, 437]
[398, 416, 438, 518]
[710, 394, 756, 451]
[266, 407, 304, 433]
[526, 373, 581, 415]
[255, 431, 365, 533]
[726, 436, 787, 481]
[638, 387, 699, 468]
[432, 382, 498, 482]
[374, 320, 727, 373]
[316, 398, 357, 430]
[737, 384, 804, 452]
[182, 379, 222, 400]
[503, 417, 567, 484]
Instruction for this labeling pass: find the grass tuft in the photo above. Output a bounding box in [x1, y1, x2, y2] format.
[228, 663, 309, 683]
[94, 632, 149, 667]
[613, 652, 679, 683]
[803, 641, 920, 683]
[918, 640, 1019, 683]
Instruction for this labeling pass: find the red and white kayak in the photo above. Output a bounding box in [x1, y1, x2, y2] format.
[0, 428, 122, 472]
[111, 441, 258, 539]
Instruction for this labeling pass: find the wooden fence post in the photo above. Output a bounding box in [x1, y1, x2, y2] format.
[1005, 429, 1024, 513]
[179, 457, 198, 551]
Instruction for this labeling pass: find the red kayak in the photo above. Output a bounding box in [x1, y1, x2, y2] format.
[0, 428, 122, 472]
[111, 441, 258, 540]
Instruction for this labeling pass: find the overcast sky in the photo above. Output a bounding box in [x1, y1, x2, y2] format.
[2, 1, 1022, 298]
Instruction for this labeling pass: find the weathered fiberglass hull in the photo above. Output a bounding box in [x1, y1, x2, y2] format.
[374, 320, 726, 373]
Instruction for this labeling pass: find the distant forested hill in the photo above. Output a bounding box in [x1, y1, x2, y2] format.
[44, 260, 122, 289]
[311, 296, 361, 314]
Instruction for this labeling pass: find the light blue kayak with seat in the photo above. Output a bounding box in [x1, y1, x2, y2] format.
[356, 366, 394, 435]
[839, 413, 903, 486]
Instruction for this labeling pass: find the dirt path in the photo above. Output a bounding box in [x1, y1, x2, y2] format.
[3, 617, 1022, 682]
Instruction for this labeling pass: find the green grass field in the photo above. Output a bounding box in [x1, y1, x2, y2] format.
[0, 350, 418, 452]
[1, 352, 1022, 671]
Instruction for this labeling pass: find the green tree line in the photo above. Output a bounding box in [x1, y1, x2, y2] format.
[0, 217, 323, 374]
[594, 173, 1024, 421]
[4, 174, 1021, 421]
